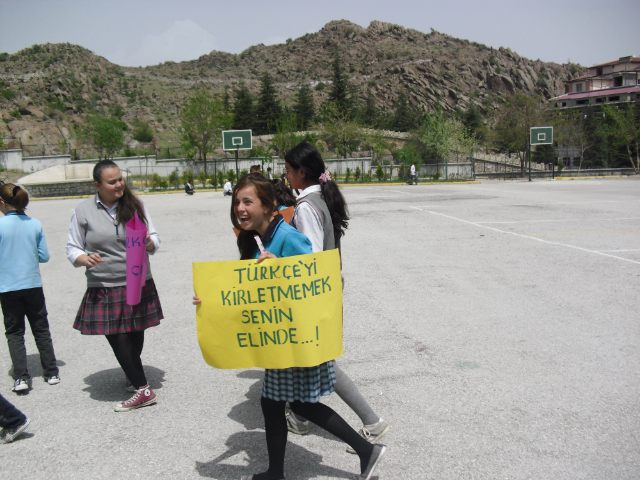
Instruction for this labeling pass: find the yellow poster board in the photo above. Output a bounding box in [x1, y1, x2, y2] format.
[193, 249, 343, 369]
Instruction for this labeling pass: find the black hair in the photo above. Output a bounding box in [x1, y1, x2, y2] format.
[93, 160, 147, 225]
[231, 173, 277, 260]
[271, 179, 296, 208]
[0, 183, 29, 212]
[284, 142, 349, 244]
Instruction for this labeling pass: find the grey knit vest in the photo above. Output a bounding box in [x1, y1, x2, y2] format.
[75, 197, 152, 287]
[291, 191, 339, 252]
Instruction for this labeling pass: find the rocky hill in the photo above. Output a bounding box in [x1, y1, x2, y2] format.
[0, 20, 581, 157]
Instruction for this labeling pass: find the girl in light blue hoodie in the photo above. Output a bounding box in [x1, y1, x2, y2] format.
[0, 184, 59, 393]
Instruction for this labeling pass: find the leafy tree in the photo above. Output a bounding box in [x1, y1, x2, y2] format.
[554, 110, 595, 170]
[359, 87, 380, 128]
[85, 115, 126, 159]
[489, 93, 547, 175]
[132, 120, 154, 143]
[293, 83, 315, 130]
[390, 91, 418, 132]
[180, 88, 230, 177]
[602, 103, 640, 173]
[318, 101, 362, 158]
[254, 72, 282, 135]
[459, 105, 487, 143]
[232, 83, 255, 130]
[421, 108, 476, 162]
[271, 111, 303, 157]
[531, 144, 556, 165]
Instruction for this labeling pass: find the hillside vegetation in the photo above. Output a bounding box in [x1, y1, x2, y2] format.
[0, 19, 579, 158]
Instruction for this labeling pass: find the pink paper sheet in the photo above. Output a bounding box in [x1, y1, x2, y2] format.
[125, 211, 148, 305]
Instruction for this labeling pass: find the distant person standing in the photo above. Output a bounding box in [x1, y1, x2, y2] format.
[410, 163, 417, 185]
[266, 167, 273, 180]
[250, 165, 262, 175]
[0, 393, 30, 443]
[0, 184, 60, 393]
[223, 180, 233, 196]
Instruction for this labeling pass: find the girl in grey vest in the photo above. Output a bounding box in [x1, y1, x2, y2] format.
[284, 142, 390, 454]
[67, 160, 163, 412]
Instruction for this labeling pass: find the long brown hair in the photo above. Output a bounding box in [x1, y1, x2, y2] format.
[230, 173, 277, 259]
[93, 160, 147, 225]
[285, 142, 349, 245]
[0, 184, 29, 212]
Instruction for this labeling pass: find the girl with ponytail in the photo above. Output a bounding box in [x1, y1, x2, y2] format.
[284, 142, 390, 452]
[0, 184, 60, 392]
[66, 160, 163, 412]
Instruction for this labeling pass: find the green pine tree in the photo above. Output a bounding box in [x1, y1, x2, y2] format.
[232, 83, 255, 130]
[391, 91, 418, 132]
[293, 83, 315, 130]
[254, 72, 282, 135]
[327, 52, 351, 116]
[360, 87, 379, 127]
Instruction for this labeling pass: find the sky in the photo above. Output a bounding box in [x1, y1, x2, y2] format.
[1, 0, 638, 68]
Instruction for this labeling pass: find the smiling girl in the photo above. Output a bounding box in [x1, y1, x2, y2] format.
[194, 173, 385, 480]
[66, 160, 163, 412]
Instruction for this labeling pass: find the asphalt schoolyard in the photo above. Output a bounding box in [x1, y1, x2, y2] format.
[1, 177, 639, 479]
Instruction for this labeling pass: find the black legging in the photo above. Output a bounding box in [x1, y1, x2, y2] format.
[255, 396, 374, 480]
[105, 331, 146, 389]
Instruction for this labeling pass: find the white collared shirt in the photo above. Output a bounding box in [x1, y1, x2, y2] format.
[292, 184, 323, 253]
[66, 194, 160, 266]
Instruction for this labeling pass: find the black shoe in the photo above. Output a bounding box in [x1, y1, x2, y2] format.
[0, 417, 30, 443]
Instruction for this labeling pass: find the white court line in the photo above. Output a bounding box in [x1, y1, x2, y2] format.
[387, 189, 441, 196]
[414, 199, 640, 209]
[410, 206, 640, 265]
[598, 249, 640, 253]
[477, 217, 640, 225]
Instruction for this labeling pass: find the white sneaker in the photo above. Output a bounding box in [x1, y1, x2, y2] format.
[11, 379, 29, 392]
[44, 375, 60, 385]
[286, 412, 309, 435]
[346, 419, 390, 454]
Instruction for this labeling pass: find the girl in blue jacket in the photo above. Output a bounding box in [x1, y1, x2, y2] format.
[194, 173, 385, 480]
[0, 184, 59, 393]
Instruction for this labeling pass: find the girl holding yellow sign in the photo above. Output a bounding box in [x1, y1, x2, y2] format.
[194, 173, 385, 480]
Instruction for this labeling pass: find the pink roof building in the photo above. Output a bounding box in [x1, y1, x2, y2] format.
[551, 56, 640, 108]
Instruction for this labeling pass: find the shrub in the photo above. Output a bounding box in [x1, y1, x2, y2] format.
[197, 170, 207, 187]
[353, 166, 361, 182]
[227, 169, 236, 183]
[376, 164, 384, 181]
[433, 171, 441, 181]
[2, 89, 16, 100]
[364, 173, 371, 182]
[159, 180, 168, 189]
[150, 173, 162, 190]
[345, 167, 351, 183]
[217, 170, 224, 187]
[315, 82, 325, 91]
[239, 168, 249, 179]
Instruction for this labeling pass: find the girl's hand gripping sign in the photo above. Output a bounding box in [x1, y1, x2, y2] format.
[193, 249, 343, 369]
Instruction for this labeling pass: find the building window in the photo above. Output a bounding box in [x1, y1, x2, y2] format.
[608, 96, 619, 102]
[576, 99, 588, 105]
[614, 77, 623, 87]
[562, 102, 566, 107]
[575, 83, 583, 92]
[597, 67, 603, 76]
[595, 98, 605, 103]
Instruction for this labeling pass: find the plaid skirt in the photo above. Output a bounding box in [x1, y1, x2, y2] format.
[73, 279, 163, 335]
[262, 360, 336, 403]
